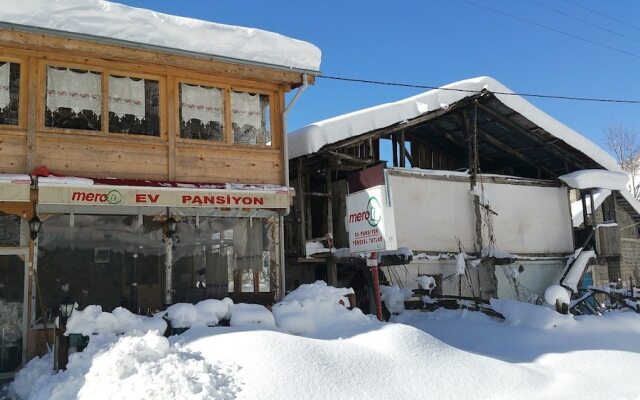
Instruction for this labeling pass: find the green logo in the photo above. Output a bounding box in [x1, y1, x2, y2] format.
[107, 190, 122, 204]
[366, 196, 382, 227]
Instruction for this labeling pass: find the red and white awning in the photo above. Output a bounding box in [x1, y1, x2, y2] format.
[0, 174, 31, 202]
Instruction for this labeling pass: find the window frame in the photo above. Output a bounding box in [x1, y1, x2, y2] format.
[38, 61, 166, 141]
[0, 56, 27, 131]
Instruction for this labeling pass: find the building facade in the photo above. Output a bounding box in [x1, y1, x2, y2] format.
[0, 3, 319, 377]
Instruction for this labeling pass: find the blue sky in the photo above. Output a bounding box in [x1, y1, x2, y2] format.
[119, 0, 640, 151]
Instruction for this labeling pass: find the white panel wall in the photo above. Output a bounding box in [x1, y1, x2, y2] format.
[388, 172, 573, 254]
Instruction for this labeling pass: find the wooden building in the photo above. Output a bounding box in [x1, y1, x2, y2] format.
[0, 1, 319, 377]
[285, 76, 640, 313]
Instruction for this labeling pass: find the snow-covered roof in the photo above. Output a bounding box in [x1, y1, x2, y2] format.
[288, 76, 619, 171]
[0, 0, 321, 72]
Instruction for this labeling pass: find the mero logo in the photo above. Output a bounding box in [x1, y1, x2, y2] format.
[366, 196, 382, 227]
[107, 190, 122, 204]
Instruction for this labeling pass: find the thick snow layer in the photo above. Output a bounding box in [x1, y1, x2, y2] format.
[379, 285, 412, 314]
[271, 281, 376, 338]
[544, 285, 571, 307]
[65, 305, 166, 336]
[229, 304, 275, 327]
[0, 0, 321, 71]
[289, 77, 620, 173]
[559, 169, 630, 190]
[416, 275, 436, 291]
[9, 298, 640, 400]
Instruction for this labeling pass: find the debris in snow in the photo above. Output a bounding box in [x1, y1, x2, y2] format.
[380, 285, 413, 314]
[416, 276, 436, 292]
[559, 169, 629, 190]
[490, 299, 574, 329]
[305, 241, 331, 257]
[230, 303, 275, 327]
[455, 252, 467, 275]
[544, 285, 571, 308]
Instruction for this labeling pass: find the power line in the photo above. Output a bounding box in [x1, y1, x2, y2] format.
[561, 0, 640, 33]
[461, 0, 640, 60]
[527, 0, 640, 45]
[318, 75, 640, 105]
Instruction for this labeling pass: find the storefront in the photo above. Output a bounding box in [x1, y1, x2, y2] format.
[32, 179, 291, 326]
[0, 176, 31, 377]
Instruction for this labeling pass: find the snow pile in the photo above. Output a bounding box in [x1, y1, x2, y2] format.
[165, 298, 233, 328]
[9, 332, 238, 400]
[544, 285, 571, 308]
[379, 285, 412, 314]
[66, 305, 166, 336]
[490, 299, 574, 329]
[0, 0, 321, 71]
[230, 303, 275, 327]
[559, 169, 629, 190]
[272, 281, 377, 338]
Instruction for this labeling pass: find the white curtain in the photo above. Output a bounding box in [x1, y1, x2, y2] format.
[108, 76, 145, 119]
[46, 67, 102, 115]
[181, 83, 223, 124]
[0, 63, 10, 110]
[231, 92, 262, 144]
[233, 219, 264, 270]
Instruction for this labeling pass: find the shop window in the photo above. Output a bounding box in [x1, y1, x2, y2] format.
[0, 254, 25, 373]
[36, 214, 165, 322]
[45, 66, 102, 131]
[108, 75, 160, 136]
[231, 91, 271, 145]
[0, 62, 20, 126]
[172, 216, 274, 303]
[0, 212, 21, 247]
[179, 83, 224, 141]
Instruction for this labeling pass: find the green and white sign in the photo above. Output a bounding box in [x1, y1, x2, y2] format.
[346, 185, 397, 254]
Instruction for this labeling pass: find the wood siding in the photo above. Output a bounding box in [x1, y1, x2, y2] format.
[0, 31, 293, 185]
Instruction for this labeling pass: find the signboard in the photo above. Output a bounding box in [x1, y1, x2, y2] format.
[0, 179, 31, 202]
[38, 184, 291, 209]
[346, 185, 397, 254]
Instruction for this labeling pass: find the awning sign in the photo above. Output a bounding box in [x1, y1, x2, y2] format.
[38, 184, 291, 209]
[0, 179, 31, 202]
[346, 185, 397, 254]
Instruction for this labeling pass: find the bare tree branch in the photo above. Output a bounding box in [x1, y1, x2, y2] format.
[605, 121, 640, 200]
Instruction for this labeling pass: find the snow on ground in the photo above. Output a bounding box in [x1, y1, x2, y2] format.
[5, 284, 640, 400]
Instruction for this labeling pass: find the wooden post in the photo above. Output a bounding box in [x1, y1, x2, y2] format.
[327, 254, 337, 287]
[368, 252, 384, 321]
[399, 129, 406, 168]
[392, 134, 398, 167]
[298, 158, 307, 256]
[326, 167, 333, 238]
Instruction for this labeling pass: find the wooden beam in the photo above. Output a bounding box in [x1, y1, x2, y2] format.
[399, 129, 406, 168]
[475, 102, 587, 170]
[325, 167, 333, 238]
[26, 57, 37, 172]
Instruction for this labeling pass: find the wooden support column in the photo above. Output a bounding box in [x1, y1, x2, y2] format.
[399, 129, 406, 168]
[26, 57, 38, 171]
[325, 167, 333, 238]
[392, 134, 398, 167]
[327, 255, 337, 287]
[297, 158, 307, 256]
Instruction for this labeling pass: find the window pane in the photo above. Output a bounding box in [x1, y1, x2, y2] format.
[45, 66, 102, 131]
[0, 212, 21, 246]
[0, 62, 20, 126]
[0, 254, 25, 373]
[109, 76, 160, 136]
[231, 91, 271, 145]
[179, 83, 224, 141]
[36, 214, 165, 321]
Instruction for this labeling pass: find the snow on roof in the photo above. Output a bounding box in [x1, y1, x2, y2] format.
[559, 170, 629, 190]
[288, 76, 619, 172]
[0, 0, 321, 72]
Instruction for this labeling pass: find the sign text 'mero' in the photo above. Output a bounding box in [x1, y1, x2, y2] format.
[40, 185, 290, 209]
[346, 185, 397, 254]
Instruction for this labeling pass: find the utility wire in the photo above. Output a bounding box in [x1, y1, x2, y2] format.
[318, 75, 640, 105]
[527, 0, 640, 45]
[461, 0, 640, 60]
[561, 0, 640, 33]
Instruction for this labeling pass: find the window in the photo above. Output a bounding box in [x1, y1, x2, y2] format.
[0, 212, 21, 247]
[0, 61, 20, 126]
[231, 91, 271, 145]
[109, 75, 160, 136]
[45, 66, 102, 131]
[179, 83, 224, 141]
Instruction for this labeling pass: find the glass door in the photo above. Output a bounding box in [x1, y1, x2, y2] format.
[0, 249, 28, 376]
